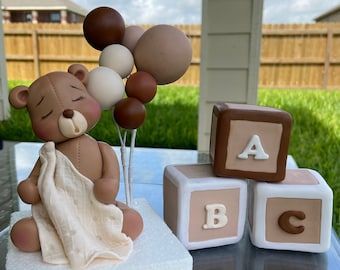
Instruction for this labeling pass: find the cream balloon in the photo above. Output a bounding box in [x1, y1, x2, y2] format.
[99, 44, 134, 78]
[87, 67, 125, 109]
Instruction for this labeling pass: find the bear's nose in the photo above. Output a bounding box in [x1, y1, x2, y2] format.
[63, 109, 74, 119]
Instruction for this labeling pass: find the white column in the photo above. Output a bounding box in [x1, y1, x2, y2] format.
[61, 10, 67, 24]
[32, 10, 38, 24]
[2, 11, 10, 23]
[0, 8, 9, 120]
[198, 0, 264, 152]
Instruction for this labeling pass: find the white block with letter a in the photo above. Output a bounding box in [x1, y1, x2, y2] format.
[163, 164, 247, 250]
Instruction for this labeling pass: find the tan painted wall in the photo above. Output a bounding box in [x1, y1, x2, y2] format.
[198, 0, 263, 152]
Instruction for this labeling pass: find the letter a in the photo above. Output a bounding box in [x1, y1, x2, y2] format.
[203, 204, 228, 229]
[237, 134, 269, 160]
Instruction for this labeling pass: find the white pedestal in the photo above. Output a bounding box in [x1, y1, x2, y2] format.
[6, 198, 193, 270]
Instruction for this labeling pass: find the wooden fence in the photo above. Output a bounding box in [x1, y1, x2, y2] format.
[2, 23, 200, 86]
[3, 23, 340, 89]
[261, 23, 340, 89]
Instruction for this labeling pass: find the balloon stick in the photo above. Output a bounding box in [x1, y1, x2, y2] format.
[115, 122, 131, 206]
[128, 129, 137, 205]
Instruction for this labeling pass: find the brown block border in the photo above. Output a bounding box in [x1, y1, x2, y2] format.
[210, 103, 292, 182]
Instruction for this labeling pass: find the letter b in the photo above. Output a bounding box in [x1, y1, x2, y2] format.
[203, 203, 228, 229]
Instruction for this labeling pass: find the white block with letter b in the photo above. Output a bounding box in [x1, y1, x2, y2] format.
[163, 164, 247, 250]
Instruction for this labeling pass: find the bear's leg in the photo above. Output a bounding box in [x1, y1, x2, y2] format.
[10, 217, 40, 252]
[117, 201, 143, 240]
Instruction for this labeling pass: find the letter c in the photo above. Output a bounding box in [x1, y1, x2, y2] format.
[278, 210, 306, 234]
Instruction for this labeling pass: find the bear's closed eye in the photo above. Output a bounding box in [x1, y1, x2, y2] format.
[42, 110, 53, 119]
[70, 85, 82, 91]
[72, 96, 85, 102]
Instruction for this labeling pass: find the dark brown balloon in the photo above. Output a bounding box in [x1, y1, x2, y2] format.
[83, 7, 125, 51]
[113, 97, 146, 129]
[126, 72, 157, 104]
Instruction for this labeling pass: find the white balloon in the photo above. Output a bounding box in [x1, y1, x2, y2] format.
[99, 44, 134, 78]
[87, 67, 124, 109]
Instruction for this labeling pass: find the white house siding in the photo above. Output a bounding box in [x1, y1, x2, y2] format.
[317, 12, 340, 23]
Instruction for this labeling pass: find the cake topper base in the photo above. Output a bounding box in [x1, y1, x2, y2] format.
[6, 198, 193, 270]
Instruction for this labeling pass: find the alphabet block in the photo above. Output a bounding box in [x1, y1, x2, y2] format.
[210, 103, 292, 182]
[249, 169, 333, 253]
[163, 164, 247, 250]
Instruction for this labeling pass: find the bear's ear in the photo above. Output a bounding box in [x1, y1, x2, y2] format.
[9, 86, 29, 109]
[68, 64, 89, 85]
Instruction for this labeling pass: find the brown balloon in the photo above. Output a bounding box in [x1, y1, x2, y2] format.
[83, 7, 125, 51]
[113, 97, 146, 129]
[122, 25, 145, 53]
[125, 72, 157, 104]
[134, 24, 192, 85]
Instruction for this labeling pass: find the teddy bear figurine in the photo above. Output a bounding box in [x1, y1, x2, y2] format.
[8, 64, 143, 268]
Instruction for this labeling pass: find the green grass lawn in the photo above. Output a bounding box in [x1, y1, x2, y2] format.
[1, 82, 339, 233]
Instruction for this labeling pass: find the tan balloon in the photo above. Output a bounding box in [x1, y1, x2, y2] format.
[133, 25, 192, 85]
[122, 25, 145, 52]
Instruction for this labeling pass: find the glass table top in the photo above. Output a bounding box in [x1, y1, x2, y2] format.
[0, 142, 339, 270]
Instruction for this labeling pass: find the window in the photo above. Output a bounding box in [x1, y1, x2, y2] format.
[50, 12, 61, 22]
[11, 11, 32, 22]
[26, 13, 32, 22]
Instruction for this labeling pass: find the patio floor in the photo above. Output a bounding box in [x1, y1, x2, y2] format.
[0, 141, 18, 231]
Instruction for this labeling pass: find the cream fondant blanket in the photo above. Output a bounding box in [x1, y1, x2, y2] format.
[31, 142, 133, 269]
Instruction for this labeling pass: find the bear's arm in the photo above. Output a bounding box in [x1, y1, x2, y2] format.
[93, 142, 120, 204]
[17, 159, 41, 204]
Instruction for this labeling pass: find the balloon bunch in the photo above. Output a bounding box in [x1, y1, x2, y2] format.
[82, 7, 192, 206]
